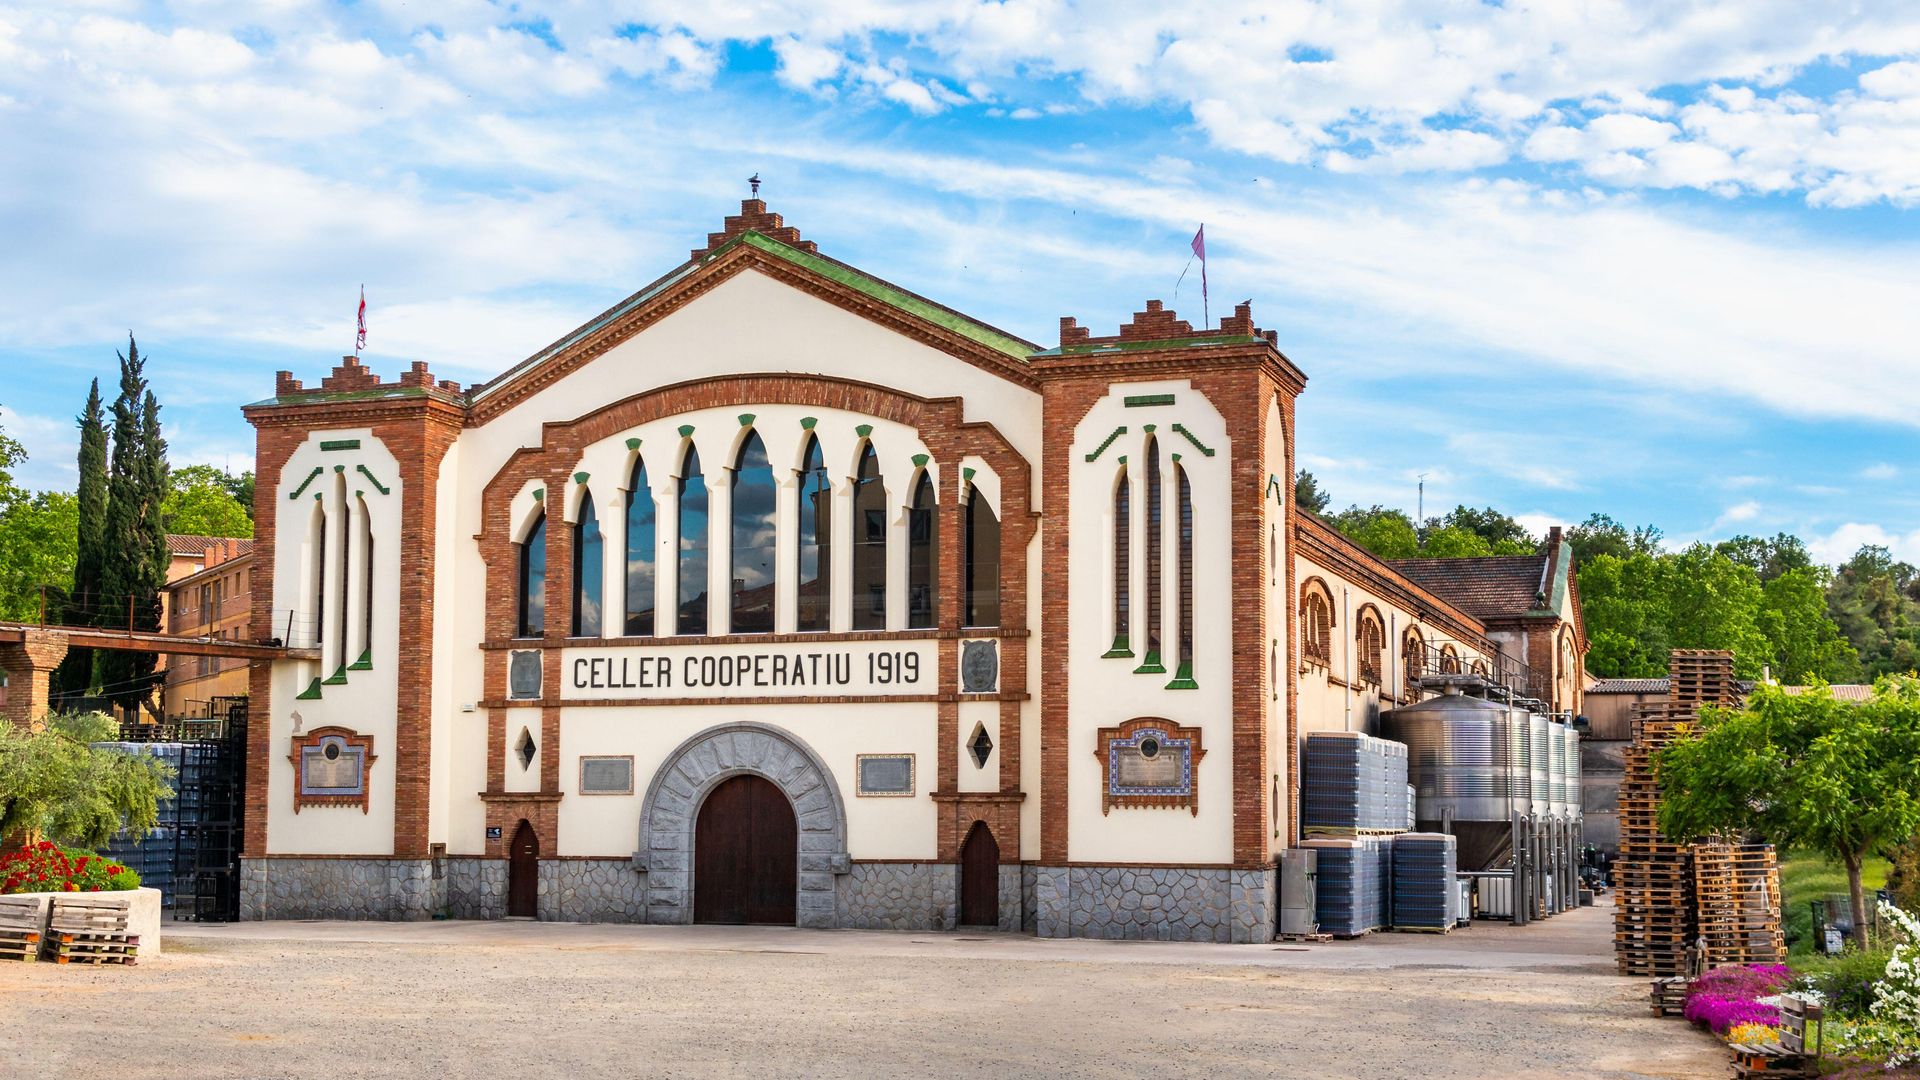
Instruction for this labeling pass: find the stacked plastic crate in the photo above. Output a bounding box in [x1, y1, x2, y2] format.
[1391, 832, 1458, 931]
[1301, 733, 1413, 936]
[1302, 838, 1386, 937]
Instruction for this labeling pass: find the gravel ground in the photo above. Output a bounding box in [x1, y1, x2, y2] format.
[0, 903, 1724, 1079]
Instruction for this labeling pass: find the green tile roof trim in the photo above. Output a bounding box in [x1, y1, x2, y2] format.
[719, 232, 1036, 360]
[322, 666, 348, 686]
[962, 466, 976, 481]
[677, 424, 695, 438]
[348, 649, 373, 672]
[799, 416, 817, 430]
[532, 488, 544, 502]
[356, 464, 390, 495]
[319, 438, 361, 451]
[248, 384, 449, 409]
[1124, 394, 1175, 408]
[1085, 426, 1127, 462]
[854, 423, 873, 438]
[573, 471, 590, 484]
[1166, 661, 1198, 690]
[737, 413, 755, 427]
[295, 678, 323, 701]
[1171, 423, 1217, 457]
[911, 453, 930, 468]
[625, 437, 642, 450]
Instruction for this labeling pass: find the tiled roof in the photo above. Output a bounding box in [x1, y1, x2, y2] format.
[1588, 678, 1669, 694]
[1779, 683, 1874, 702]
[1385, 555, 1549, 619]
[167, 534, 255, 556]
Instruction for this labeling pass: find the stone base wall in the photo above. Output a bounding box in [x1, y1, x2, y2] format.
[445, 858, 507, 920]
[1032, 865, 1276, 943]
[542, 859, 648, 922]
[240, 858, 437, 921]
[835, 862, 954, 930]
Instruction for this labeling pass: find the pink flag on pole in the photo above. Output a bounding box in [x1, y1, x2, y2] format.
[356, 286, 368, 354]
[1191, 225, 1208, 318]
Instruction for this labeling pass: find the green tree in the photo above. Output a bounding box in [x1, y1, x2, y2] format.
[1657, 679, 1920, 939]
[0, 711, 174, 849]
[95, 337, 170, 714]
[1567, 513, 1663, 565]
[1758, 567, 1860, 683]
[1576, 552, 1671, 677]
[1329, 504, 1419, 559]
[0, 490, 79, 624]
[1436, 505, 1536, 550]
[164, 464, 252, 538]
[1662, 544, 1772, 676]
[1827, 546, 1920, 679]
[1294, 470, 1330, 514]
[1421, 525, 1494, 558]
[57, 379, 109, 694]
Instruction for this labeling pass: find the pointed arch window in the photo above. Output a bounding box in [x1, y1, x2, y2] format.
[795, 436, 831, 632]
[311, 504, 327, 648]
[1402, 627, 1427, 691]
[1170, 463, 1195, 687]
[1300, 582, 1333, 665]
[1439, 644, 1461, 674]
[572, 492, 603, 637]
[359, 496, 374, 661]
[908, 471, 937, 629]
[1355, 609, 1384, 685]
[518, 512, 546, 638]
[850, 442, 887, 631]
[964, 483, 1000, 628]
[1110, 465, 1130, 655]
[677, 447, 709, 636]
[625, 461, 656, 636]
[730, 432, 776, 634]
[1142, 438, 1163, 669]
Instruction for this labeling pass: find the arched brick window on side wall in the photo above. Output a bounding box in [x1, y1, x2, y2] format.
[907, 470, 937, 630]
[795, 435, 831, 632]
[625, 460, 656, 636]
[963, 482, 999, 628]
[1402, 626, 1427, 697]
[572, 491, 602, 638]
[517, 512, 546, 638]
[730, 431, 776, 635]
[1439, 644, 1461, 674]
[1299, 579, 1334, 667]
[1355, 607, 1384, 686]
[850, 441, 887, 631]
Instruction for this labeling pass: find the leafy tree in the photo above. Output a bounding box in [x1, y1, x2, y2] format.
[1567, 513, 1663, 565]
[164, 464, 252, 538]
[95, 337, 170, 714]
[1294, 470, 1330, 514]
[1575, 552, 1671, 677]
[1657, 679, 1920, 939]
[1421, 525, 1495, 558]
[1436, 504, 1536, 550]
[1329, 504, 1418, 559]
[0, 491, 78, 624]
[1717, 533, 1814, 583]
[1828, 546, 1920, 679]
[1661, 544, 1772, 676]
[57, 380, 109, 693]
[0, 711, 174, 849]
[1758, 568, 1860, 683]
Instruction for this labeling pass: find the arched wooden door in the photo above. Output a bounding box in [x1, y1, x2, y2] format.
[507, 820, 538, 918]
[694, 774, 797, 925]
[959, 821, 1000, 928]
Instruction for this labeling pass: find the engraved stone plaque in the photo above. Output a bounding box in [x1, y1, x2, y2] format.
[1115, 745, 1182, 789]
[300, 739, 365, 794]
[580, 756, 634, 795]
[509, 649, 543, 700]
[960, 639, 998, 694]
[857, 754, 915, 796]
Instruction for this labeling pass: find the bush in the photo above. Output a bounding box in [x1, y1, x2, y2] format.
[1804, 947, 1898, 1019]
[0, 841, 141, 894]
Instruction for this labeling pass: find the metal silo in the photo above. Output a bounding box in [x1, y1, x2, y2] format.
[1381, 687, 1529, 872]
[1528, 713, 1551, 819]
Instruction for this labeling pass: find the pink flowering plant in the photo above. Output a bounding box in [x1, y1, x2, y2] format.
[1682, 964, 1794, 1034]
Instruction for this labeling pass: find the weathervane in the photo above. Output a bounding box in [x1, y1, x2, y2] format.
[749, 173, 761, 197]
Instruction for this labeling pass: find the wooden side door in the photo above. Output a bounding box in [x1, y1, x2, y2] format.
[959, 821, 1000, 928]
[694, 775, 798, 925]
[508, 820, 538, 918]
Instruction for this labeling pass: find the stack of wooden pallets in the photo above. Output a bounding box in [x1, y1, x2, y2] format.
[0, 896, 43, 963]
[1614, 650, 1745, 977]
[43, 895, 139, 966]
[1694, 841, 1786, 966]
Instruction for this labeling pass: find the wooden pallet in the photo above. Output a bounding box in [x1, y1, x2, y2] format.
[1729, 1042, 1815, 1078]
[1649, 976, 1690, 1017]
[0, 897, 43, 963]
[1390, 924, 1452, 934]
[1276, 932, 1333, 943]
[44, 896, 136, 966]
[47, 933, 140, 965]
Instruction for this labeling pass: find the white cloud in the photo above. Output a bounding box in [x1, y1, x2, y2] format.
[1711, 500, 1764, 531]
[1810, 522, 1920, 566]
[1863, 462, 1900, 480]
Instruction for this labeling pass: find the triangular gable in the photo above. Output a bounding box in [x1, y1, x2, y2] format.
[468, 220, 1039, 425]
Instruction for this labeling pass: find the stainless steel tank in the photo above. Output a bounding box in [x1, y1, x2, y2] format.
[1568, 723, 1583, 822]
[1549, 722, 1570, 817]
[1529, 714, 1551, 818]
[1381, 689, 1525, 824]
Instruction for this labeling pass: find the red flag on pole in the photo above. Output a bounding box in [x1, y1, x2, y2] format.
[1191, 225, 1208, 324]
[355, 285, 368, 355]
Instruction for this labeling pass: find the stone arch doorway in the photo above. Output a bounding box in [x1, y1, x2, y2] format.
[694, 774, 797, 925]
[507, 820, 539, 918]
[637, 722, 850, 928]
[958, 821, 999, 928]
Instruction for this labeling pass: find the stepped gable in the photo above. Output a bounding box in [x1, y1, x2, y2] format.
[272, 356, 466, 403]
[1056, 300, 1279, 349]
[692, 198, 819, 261]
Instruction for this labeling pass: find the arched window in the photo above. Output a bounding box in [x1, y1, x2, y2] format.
[1470, 658, 1490, 677]
[359, 497, 373, 660]
[1143, 437, 1163, 666]
[1173, 464, 1194, 684]
[1439, 644, 1461, 674]
[1300, 581, 1333, 665]
[850, 442, 886, 631]
[1355, 608, 1384, 685]
[795, 436, 830, 632]
[1402, 627, 1427, 688]
[1111, 465, 1130, 653]
[730, 432, 776, 634]
[907, 471, 937, 629]
[311, 503, 327, 648]
[677, 447, 708, 636]
[572, 492, 602, 637]
[964, 483, 1000, 628]
[624, 460, 656, 636]
[518, 512, 546, 638]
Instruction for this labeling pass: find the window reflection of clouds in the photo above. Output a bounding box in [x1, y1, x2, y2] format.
[731, 432, 777, 632]
[573, 491, 603, 637]
[625, 461, 655, 636]
[679, 447, 709, 635]
[851, 442, 887, 631]
[796, 436, 831, 632]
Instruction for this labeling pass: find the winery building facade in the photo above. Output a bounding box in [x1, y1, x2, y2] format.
[238, 199, 1585, 941]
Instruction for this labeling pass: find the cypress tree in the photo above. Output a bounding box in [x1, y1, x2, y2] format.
[54, 379, 108, 696]
[96, 337, 169, 716]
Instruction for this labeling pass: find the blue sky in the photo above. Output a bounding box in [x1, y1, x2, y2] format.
[3, 2, 1919, 565]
